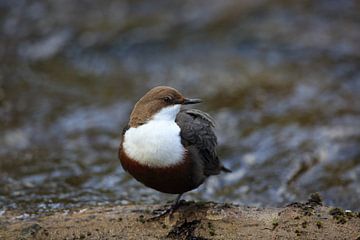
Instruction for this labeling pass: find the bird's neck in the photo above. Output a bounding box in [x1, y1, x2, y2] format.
[129, 104, 181, 128]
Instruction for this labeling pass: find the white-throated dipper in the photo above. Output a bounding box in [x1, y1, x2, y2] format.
[119, 86, 230, 215]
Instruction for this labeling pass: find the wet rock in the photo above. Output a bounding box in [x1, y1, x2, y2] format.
[167, 220, 202, 240]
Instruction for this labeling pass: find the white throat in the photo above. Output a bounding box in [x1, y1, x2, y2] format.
[123, 105, 185, 167]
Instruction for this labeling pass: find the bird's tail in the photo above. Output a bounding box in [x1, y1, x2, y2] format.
[221, 166, 232, 173]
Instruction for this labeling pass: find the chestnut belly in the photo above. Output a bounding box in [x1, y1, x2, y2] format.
[119, 149, 201, 194]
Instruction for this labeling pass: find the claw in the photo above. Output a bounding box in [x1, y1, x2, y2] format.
[147, 193, 183, 221]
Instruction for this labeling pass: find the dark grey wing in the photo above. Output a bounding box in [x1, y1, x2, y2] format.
[122, 124, 130, 136]
[176, 109, 224, 176]
[119, 124, 129, 155]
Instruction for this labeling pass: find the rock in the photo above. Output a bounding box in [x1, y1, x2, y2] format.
[1, 201, 359, 240]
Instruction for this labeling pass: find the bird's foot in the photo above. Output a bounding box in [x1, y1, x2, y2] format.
[147, 194, 184, 221]
[148, 201, 184, 221]
[148, 207, 173, 221]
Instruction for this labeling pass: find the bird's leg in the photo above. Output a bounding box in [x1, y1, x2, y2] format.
[170, 193, 183, 212]
[149, 193, 183, 220]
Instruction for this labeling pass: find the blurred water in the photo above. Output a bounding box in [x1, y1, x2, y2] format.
[0, 0, 359, 213]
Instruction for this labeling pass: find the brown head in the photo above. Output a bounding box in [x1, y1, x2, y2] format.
[129, 86, 201, 127]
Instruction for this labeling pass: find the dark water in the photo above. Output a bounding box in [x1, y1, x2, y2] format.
[1, 0, 359, 214]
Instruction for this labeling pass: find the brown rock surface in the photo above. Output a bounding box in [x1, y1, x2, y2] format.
[1, 197, 359, 240]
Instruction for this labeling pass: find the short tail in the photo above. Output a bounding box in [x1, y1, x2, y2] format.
[221, 166, 232, 173]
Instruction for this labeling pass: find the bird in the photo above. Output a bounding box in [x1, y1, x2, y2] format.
[118, 86, 230, 216]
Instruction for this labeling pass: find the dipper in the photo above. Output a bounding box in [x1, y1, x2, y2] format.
[119, 86, 230, 214]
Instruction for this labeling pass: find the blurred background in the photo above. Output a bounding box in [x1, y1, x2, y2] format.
[1, 0, 359, 214]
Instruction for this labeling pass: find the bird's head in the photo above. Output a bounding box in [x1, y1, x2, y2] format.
[129, 86, 201, 127]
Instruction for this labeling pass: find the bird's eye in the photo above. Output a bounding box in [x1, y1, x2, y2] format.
[163, 96, 172, 103]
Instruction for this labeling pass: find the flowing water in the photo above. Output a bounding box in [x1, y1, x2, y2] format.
[1, 0, 359, 214]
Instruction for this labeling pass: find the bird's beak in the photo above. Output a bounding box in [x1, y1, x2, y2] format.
[183, 98, 202, 105]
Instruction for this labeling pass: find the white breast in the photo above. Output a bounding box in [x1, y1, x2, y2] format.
[122, 105, 185, 167]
